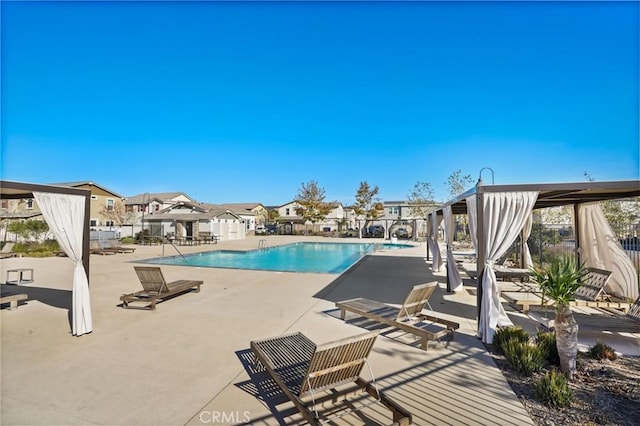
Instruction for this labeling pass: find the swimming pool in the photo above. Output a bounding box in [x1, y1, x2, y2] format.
[141, 242, 412, 274]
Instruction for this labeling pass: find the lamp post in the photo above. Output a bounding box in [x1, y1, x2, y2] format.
[141, 192, 149, 241]
[477, 167, 495, 186]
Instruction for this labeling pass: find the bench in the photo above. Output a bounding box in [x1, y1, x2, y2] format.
[0, 294, 28, 310]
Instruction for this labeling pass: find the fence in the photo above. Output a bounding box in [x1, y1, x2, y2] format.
[525, 223, 640, 272]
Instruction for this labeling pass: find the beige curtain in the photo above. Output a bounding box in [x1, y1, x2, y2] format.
[577, 203, 638, 300]
[478, 191, 538, 344]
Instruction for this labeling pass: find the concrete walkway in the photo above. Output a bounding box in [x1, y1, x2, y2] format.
[1, 237, 533, 425]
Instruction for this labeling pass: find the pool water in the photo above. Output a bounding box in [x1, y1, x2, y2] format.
[141, 242, 412, 274]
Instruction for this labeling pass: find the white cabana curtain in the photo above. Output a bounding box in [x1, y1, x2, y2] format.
[429, 211, 443, 272]
[478, 191, 538, 344]
[466, 195, 478, 253]
[577, 203, 638, 301]
[443, 206, 463, 292]
[522, 214, 534, 270]
[33, 192, 93, 336]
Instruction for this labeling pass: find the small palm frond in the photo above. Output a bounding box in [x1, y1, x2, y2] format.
[530, 256, 587, 307]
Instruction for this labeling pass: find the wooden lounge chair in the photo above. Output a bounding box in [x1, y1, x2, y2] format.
[90, 240, 117, 255]
[0, 242, 20, 259]
[335, 282, 459, 351]
[250, 330, 412, 425]
[502, 267, 631, 314]
[119, 266, 203, 310]
[0, 294, 28, 310]
[107, 239, 136, 253]
[565, 297, 640, 333]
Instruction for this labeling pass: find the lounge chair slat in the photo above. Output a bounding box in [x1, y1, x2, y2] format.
[119, 266, 203, 310]
[250, 331, 412, 425]
[336, 281, 459, 351]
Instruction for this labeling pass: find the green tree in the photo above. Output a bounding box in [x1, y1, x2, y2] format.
[407, 181, 436, 238]
[28, 220, 49, 241]
[268, 209, 280, 223]
[101, 203, 137, 226]
[407, 181, 436, 218]
[446, 169, 474, 199]
[353, 181, 383, 237]
[7, 219, 49, 242]
[584, 171, 639, 234]
[294, 181, 332, 231]
[601, 200, 639, 235]
[7, 221, 27, 240]
[446, 170, 474, 240]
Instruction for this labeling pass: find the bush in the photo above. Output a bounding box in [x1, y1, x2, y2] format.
[11, 240, 60, 256]
[493, 326, 529, 354]
[535, 330, 560, 366]
[121, 236, 136, 244]
[535, 369, 573, 407]
[588, 341, 618, 361]
[502, 339, 546, 376]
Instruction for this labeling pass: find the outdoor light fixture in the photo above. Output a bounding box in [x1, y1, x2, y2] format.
[477, 167, 495, 186]
[141, 192, 149, 235]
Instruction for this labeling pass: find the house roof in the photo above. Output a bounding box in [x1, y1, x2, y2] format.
[0, 208, 42, 219]
[146, 201, 243, 221]
[50, 181, 124, 199]
[214, 202, 264, 211]
[125, 192, 193, 205]
[197, 203, 256, 217]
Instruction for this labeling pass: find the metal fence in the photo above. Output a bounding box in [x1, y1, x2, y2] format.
[525, 223, 640, 272]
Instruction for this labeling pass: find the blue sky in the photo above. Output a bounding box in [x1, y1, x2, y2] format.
[2, 1, 638, 206]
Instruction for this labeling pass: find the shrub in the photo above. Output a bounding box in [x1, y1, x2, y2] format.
[493, 326, 529, 354]
[588, 341, 618, 361]
[535, 369, 573, 407]
[11, 240, 60, 256]
[535, 330, 560, 366]
[502, 339, 546, 376]
[121, 236, 136, 244]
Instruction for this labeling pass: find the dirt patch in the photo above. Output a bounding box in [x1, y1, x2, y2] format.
[489, 349, 640, 425]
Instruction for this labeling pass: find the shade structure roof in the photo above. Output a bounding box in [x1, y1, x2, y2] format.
[438, 180, 640, 215]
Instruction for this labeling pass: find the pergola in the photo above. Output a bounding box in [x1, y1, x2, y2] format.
[429, 179, 640, 344]
[0, 180, 92, 336]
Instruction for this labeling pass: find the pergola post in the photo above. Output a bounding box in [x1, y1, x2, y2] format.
[475, 183, 485, 323]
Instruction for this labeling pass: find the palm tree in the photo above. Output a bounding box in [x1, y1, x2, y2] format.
[530, 256, 587, 377]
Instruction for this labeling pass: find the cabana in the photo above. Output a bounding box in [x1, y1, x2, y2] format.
[0, 180, 92, 336]
[432, 179, 640, 344]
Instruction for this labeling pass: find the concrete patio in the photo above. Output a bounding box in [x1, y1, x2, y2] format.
[2, 236, 619, 425]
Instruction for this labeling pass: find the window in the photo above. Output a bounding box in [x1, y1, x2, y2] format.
[106, 199, 114, 211]
[0, 200, 7, 209]
[91, 195, 97, 200]
[90, 219, 97, 227]
[389, 207, 398, 215]
[285, 208, 290, 215]
[25, 199, 34, 209]
[154, 204, 160, 212]
[105, 220, 114, 227]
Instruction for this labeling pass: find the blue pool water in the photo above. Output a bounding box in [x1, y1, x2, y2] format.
[141, 242, 412, 274]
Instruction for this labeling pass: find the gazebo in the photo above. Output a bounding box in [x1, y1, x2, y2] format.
[0, 180, 93, 336]
[428, 179, 640, 344]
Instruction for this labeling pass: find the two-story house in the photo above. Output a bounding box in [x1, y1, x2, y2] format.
[271, 201, 347, 234]
[125, 192, 194, 218]
[53, 182, 125, 229]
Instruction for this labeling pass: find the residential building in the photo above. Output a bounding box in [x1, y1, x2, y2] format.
[125, 192, 194, 218]
[271, 201, 347, 234]
[212, 203, 268, 232]
[143, 201, 245, 241]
